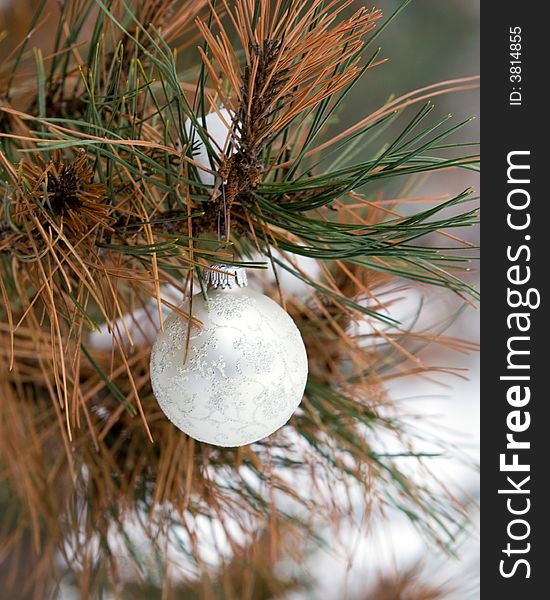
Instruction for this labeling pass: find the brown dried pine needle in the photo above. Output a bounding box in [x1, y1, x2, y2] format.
[195, 0, 381, 222]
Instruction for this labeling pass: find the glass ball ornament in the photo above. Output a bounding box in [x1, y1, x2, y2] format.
[150, 265, 308, 446]
[183, 107, 236, 186]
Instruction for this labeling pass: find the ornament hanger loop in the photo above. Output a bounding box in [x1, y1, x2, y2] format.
[216, 178, 229, 244]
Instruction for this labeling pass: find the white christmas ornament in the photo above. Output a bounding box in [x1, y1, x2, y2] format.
[184, 108, 235, 186]
[150, 265, 308, 446]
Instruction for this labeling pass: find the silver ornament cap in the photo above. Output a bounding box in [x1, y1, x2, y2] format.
[150, 264, 308, 446]
[202, 263, 248, 289]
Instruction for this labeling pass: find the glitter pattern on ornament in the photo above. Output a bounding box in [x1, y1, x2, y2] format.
[150, 265, 308, 446]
